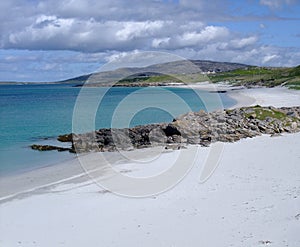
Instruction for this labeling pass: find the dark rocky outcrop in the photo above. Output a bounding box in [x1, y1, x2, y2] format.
[57, 133, 74, 142]
[31, 106, 300, 153]
[30, 144, 72, 152]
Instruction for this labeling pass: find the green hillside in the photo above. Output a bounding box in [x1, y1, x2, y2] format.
[209, 65, 300, 89]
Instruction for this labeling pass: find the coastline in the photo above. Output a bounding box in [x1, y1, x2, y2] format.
[227, 86, 300, 108]
[1, 85, 299, 200]
[1, 85, 300, 246]
[175, 81, 300, 108]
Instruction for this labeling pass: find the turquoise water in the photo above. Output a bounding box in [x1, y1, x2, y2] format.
[0, 84, 236, 175]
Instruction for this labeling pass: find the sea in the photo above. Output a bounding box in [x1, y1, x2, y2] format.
[0, 84, 236, 175]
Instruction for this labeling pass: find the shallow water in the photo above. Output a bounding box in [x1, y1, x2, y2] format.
[0, 84, 236, 175]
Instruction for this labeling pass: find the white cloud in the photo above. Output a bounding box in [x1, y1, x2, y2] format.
[115, 21, 167, 41]
[152, 38, 171, 48]
[102, 50, 182, 71]
[168, 44, 300, 67]
[259, 0, 295, 8]
[221, 36, 258, 50]
[4, 55, 38, 62]
[2, 16, 233, 53]
[6, 17, 161, 51]
[260, 23, 266, 29]
[150, 26, 231, 49]
[0, 0, 299, 82]
[262, 54, 280, 63]
[177, 26, 230, 47]
[42, 63, 59, 71]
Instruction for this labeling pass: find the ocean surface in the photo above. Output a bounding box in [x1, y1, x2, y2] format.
[0, 84, 236, 175]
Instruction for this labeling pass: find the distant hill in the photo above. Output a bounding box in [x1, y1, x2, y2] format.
[60, 60, 250, 85]
[4, 60, 298, 89]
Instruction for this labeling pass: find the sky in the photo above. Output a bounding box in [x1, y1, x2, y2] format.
[0, 0, 300, 82]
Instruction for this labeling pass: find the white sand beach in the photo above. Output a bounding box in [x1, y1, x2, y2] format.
[1, 86, 300, 247]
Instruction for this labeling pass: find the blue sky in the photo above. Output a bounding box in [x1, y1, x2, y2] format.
[0, 0, 299, 82]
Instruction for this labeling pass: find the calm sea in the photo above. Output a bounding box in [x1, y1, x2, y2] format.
[0, 84, 236, 175]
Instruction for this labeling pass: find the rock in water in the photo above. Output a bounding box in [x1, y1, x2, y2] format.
[31, 106, 300, 153]
[30, 144, 71, 152]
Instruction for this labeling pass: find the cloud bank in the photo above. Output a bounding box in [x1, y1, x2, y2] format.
[0, 0, 299, 81]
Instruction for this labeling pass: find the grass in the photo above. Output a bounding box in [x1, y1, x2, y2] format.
[209, 65, 300, 89]
[117, 74, 179, 84]
[284, 77, 300, 90]
[145, 74, 181, 83]
[288, 85, 300, 90]
[244, 106, 287, 121]
[115, 65, 300, 90]
[116, 73, 209, 84]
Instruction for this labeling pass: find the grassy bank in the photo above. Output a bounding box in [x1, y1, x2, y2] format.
[115, 65, 300, 89]
[209, 65, 300, 89]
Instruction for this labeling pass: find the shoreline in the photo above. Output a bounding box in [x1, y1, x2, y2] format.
[1, 85, 300, 246]
[175, 82, 300, 108]
[1, 132, 300, 246]
[1, 85, 300, 201]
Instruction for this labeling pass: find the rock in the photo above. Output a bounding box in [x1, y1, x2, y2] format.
[291, 122, 298, 130]
[149, 127, 167, 145]
[187, 137, 199, 144]
[57, 133, 74, 142]
[271, 133, 282, 137]
[111, 129, 133, 149]
[258, 240, 272, 245]
[258, 124, 266, 131]
[31, 106, 300, 153]
[31, 144, 71, 152]
[163, 124, 181, 136]
[172, 134, 181, 143]
[248, 113, 256, 119]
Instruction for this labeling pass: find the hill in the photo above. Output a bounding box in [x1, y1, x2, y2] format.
[60, 60, 249, 86]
